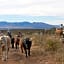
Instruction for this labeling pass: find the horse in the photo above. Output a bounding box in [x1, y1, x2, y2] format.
[14, 35, 21, 49]
[55, 28, 63, 38]
[0, 35, 11, 61]
[21, 37, 32, 57]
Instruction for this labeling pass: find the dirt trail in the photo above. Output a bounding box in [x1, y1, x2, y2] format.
[0, 46, 56, 64]
[0, 45, 58, 64]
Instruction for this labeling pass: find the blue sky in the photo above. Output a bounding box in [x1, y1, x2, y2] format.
[0, 0, 64, 25]
[0, 15, 64, 25]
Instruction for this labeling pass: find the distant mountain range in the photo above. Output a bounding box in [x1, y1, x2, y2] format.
[0, 21, 59, 30]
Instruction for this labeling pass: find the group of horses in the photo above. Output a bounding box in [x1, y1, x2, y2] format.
[0, 34, 32, 61]
[1, 28, 64, 61]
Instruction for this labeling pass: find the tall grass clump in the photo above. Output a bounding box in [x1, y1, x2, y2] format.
[45, 39, 60, 52]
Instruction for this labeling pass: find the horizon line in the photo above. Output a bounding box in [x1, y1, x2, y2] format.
[0, 21, 61, 25]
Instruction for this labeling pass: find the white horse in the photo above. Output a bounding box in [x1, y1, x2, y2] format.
[0, 35, 11, 61]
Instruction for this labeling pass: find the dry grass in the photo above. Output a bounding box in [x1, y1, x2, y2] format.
[30, 32, 64, 64]
[0, 29, 64, 64]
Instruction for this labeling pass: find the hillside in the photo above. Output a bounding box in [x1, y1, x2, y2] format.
[0, 21, 57, 29]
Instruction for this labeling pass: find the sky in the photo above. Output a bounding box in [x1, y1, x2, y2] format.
[0, 0, 64, 25]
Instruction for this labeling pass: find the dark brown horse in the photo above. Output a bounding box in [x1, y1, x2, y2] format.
[21, 38, 32, 57]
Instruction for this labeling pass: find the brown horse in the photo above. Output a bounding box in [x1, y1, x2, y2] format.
[55, 28, 63, 37]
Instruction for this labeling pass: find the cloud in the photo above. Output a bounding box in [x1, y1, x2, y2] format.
[46, 20, 64, 25]
[0, 0, 64, 16]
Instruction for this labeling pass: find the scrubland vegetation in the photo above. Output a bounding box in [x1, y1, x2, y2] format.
[0, 28, 64, 64]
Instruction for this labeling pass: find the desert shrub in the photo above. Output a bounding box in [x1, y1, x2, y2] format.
[45, 39, 60, 52]
[31, 35, 41, 46]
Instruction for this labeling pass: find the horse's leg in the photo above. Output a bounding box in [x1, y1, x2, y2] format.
[28, 48, 30, 56]
[25, 49, 27, 57]
[12, 43, 14, 48]
[18, 43, 19, 49]
[21, 45, 23, 53]
[5, 44, 8, 60]
[2, 47, 6, 61]
[24, 48, 27, 57]
[15, 43, 17, 49]
[2, 51, 6, 61]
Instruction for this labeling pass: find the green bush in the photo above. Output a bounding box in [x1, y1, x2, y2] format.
[46, 39, 59, 51]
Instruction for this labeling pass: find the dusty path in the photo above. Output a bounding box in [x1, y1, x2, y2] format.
[0, 46, 60, 64]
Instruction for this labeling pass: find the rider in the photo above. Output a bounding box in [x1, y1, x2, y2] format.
[7, 30, 12, 39]
[17, 32, 22, 37]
